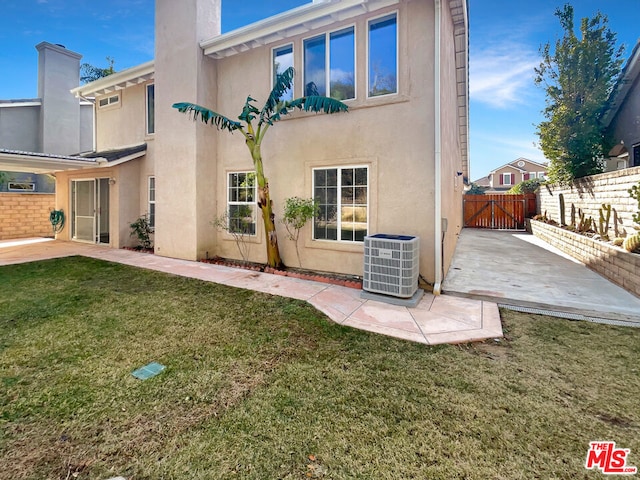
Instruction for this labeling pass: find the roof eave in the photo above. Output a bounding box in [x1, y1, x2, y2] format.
[201, 0, 399, 58]
[71, 60, 155, 98]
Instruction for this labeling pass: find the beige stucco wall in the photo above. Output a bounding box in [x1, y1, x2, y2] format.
[153, 0, 220, 261]
[439, 0, 465, 278]
[206, 0, 445, 279]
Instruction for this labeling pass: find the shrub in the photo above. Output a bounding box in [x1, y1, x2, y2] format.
[129, 214, 153, 250]
[508, 178, 544, 194]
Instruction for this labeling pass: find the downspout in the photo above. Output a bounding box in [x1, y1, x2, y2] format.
[433, 0, 443, 294]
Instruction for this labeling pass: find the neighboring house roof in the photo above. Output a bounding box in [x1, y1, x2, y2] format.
[0, 143, 146, 174]
[0, 99, 41, 107]
[602, 40, 640, 128]
[487, 157, 547, 175]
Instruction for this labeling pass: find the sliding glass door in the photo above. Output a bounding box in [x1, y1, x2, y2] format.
[71, 178, 110, 244]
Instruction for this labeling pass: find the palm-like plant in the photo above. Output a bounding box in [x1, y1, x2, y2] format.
[173, 67, 348, 268]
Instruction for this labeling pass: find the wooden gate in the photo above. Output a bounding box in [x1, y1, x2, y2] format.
[463, 194, 536, 230]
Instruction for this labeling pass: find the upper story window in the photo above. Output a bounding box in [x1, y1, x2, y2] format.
[303, 26, 355, 100]
[500, 173, 514, 186]
[368, 13, 397, 97]
[146, 84, 155, 135]
[313, 166, 368, 242]
[98, 94, 120, 108]
[273, 44, 294, 102]
[228, 172, 257, 235]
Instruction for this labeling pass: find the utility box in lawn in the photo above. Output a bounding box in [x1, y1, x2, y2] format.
[363, 234, 420, 298]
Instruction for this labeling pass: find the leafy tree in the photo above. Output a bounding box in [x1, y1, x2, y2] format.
[534, 4, 624, 184]
[80, 56, 115, 84]
[174, 67, 348, 268]
[508, 178, 545, 194]
[465, 183, 485, 195]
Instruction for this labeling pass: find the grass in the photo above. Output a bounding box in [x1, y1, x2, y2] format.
[1, 256, 639, 479]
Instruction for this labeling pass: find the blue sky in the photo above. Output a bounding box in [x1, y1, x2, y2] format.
[1, 0, 638, 180]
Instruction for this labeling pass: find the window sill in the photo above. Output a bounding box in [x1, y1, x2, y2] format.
[304, 238, 364, 253]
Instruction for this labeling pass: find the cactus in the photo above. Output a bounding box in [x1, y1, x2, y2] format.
[598, 204, 611, 240]
[577, 208, 593, 233]
[570, 203, 576, 227]
[613, 237, 624, 247]
[623, 233, 640, 253]
[559, 194, 566, 226]
[613, 207, 621, 238]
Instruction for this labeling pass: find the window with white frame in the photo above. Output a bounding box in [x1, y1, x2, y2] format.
[148, 176, 155, 228]
[273, 44, 294, 102]
[8, 182, 35, 192]
[313, 166, 368, 242]
[146, 84, 155, 135]
[303, 26, 355, 100]
[368, 13, 397, 97]
[98, 94, 120, 108]
[501, 173, 513, 186]
[228, 172, 257, 235]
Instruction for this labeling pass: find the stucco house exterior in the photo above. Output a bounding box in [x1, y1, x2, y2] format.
[472, 158, 547, 193]
[0, 42, 94, 193]
[603, 39, 640, 171]
[9, 0, 469, 293]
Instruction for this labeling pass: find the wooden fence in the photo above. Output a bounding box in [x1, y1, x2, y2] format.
[463, 194, 537, 230]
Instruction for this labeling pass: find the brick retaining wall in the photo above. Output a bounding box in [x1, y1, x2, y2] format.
[0, 193, 56, 240]
[529, 219, 640, 298]
[539, 167, 640, 238]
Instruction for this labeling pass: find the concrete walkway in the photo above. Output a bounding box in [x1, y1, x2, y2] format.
[443, 229, 640, 326]
[0, 238, 503, 345]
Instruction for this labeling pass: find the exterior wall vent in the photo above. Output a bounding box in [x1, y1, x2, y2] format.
[363, 234, 419, 298]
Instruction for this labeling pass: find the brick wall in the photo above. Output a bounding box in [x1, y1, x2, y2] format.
[0, 193, 56, 240]
[539, 167, 640, 238]
[529, 219, 640, 298]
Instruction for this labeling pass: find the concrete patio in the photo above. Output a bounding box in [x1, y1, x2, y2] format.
[0, 238, 503, 345]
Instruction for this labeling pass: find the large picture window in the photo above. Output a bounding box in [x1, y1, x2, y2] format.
[304, 27, 355, 100]
[368, 13, 397, 97]
[273, 44, 294, 102]
[228, 172, 257, 235]
[313, 166, 368, 242]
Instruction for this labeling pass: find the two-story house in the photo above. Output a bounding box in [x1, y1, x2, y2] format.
[472, 158, 547, 193]
[603, 40, 640, 171]
[21, 0, 468, 293]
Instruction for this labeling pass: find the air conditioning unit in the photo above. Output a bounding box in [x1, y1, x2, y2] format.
[363, 234, 420, 298]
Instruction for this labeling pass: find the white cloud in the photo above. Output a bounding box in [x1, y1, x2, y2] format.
[470, 42, 539, 109]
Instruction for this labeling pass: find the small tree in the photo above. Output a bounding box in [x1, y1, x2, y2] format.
[211, 210, 253, 262]
[282, 197, 319, 267]
[534, 4, 624, 184]
[174, 67, 348, 269]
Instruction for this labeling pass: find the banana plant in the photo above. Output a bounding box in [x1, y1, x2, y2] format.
[173, 67, 348, 268]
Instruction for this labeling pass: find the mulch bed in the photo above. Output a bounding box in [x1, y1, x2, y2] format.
[200, 257, 363, 289]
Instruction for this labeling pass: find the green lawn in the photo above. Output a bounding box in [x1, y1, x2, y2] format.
[1, 257, 638, 479]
